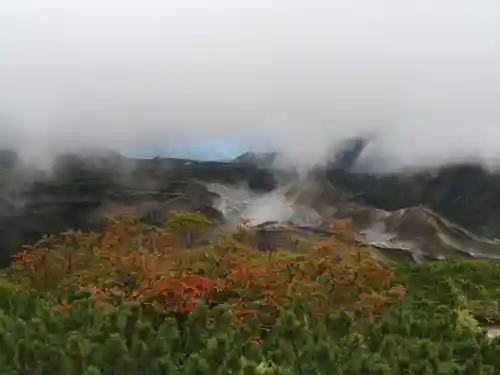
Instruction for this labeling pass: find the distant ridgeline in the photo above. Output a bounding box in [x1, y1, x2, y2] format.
[326, 160, 500, 239]
[0, 149, 17, 169]
[2, 141, 500, 267]
[0, 151, 278, 267]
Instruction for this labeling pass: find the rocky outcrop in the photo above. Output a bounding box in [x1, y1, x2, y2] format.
[0, 153, 277, 266]
[355, 206, 500, 263]
[3, 143, 500, 266]
[326, 163, 500, 238]
[237, 180, 500, 263]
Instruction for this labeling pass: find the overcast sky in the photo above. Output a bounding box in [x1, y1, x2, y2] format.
[1, 0, 500, 170]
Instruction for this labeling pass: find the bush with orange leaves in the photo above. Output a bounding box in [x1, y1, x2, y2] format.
[8, 212, 404, 324]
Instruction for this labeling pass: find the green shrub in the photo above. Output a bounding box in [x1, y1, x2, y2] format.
[2, 215, 500, 374]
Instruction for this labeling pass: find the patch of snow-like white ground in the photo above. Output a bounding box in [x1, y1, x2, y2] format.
[206, 183, 322, 227]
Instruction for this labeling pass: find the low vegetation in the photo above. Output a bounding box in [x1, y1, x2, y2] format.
[1, 212, 500, 374]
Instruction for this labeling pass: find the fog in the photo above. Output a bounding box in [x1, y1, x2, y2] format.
[1, 0, 500, 171]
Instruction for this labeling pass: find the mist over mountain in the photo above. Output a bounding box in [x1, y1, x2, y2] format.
[2, 0, 500, 171]
[2, 1, 500, 268]
[4, 4, 500, 369]
[2, 136, 500, 268]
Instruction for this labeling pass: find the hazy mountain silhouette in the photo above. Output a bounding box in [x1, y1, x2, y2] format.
[2, 138, 500, 266]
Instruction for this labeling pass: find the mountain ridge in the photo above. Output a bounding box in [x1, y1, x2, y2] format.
[2, 141, 500, 266]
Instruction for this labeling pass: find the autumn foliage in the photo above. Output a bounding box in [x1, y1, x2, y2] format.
[6, 213, 500, 374]
[8, 212, 404, 324]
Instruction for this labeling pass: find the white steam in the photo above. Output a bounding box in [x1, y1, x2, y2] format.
[208, 183, 323, 227]
[1, 0, 500, 171]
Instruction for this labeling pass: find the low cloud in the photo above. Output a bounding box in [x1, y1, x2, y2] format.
[1, 0, 500, 171]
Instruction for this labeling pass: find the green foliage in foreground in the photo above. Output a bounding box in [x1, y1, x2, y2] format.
[396, 260, 500, 323]
[2, 260, 500, 374]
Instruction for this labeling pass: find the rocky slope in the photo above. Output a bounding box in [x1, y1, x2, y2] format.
[327, 163, 500, 239]
[2, 143, 500, 266]
[0, 152, 276, 266]
[209, 178, 500, 262]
